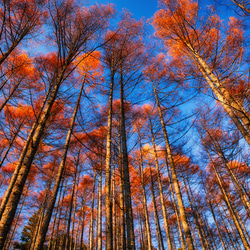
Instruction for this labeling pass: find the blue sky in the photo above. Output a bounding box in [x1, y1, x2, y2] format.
[89, 0, 158, 19]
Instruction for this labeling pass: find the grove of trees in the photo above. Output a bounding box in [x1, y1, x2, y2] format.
[0, 0, 249, 249]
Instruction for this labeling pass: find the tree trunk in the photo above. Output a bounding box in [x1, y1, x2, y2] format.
[48, 179, 64, 250]
[70, 159, 81, 250]
[65, 163, 78, 250]
[118, 125, 126, 250]
[33, 75, 86, 250]
[105, 66, 114, 250]
[53, 179, 68, 250]
[120, 65, 135, 250]
[112, 162, 116, 250]
[137, 128, 152, 250]
[153, 82, 194, 250]
[30, 177, 53, 249]
[148, 115, 172, 250]
[89, 171, 97, 250]
[209, 201, 226, 250]
[73, 207, 81, 250]
[97, 168, 102, 250]
[149, 166, 165, 250]
[185, 176, 210, 249]
[80, 196, 86, 250]
[181, 173, 207, 250]
[215, 202, 239, 250]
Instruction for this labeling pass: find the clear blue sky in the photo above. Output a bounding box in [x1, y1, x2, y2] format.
[89, 0, 158, 19]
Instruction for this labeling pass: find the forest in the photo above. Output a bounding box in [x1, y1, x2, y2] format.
[0, 0, 249, 249]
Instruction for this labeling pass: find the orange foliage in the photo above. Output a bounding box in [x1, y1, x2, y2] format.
[4, 103, 35, 127]
[2, 162, 16, 175]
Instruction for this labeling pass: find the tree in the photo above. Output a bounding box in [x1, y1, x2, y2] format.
[153, 0, 250, 145]
[0, 1, 114, 248]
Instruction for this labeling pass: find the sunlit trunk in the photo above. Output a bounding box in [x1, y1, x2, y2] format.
[153, 82, 194, 250]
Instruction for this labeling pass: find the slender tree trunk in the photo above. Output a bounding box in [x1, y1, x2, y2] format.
[80, 196, 86, 250]
[118, 125, 126, 250]
[70, 160, 81, 250]
[185, 176, 210, 249]
[181, 173, 207, 250]
[112, 163, 116, 250]
[59, 206, 69, 250]
[53, 179, 68, 250]
[73, 208, 81, 250]
[137, 128, 152, 250]
[167, 170, 187, 250]
[189, 223, 198, 250]
[120, 65, 135, 250]
[153, 82, 194, 250]
[105, 66, 114, 250]
[139, 213, 145, 249]
[216, 202, 239, 250]
[149, 166, 165, 250]
[209, 201, 226, 250]
[33, 75, 86, 250]
[48, 179, 64, 250]
[65, 163, 78, 250]
[89, 171, 97, 250]
[148, 115, 172, 250]
[97, 167, 102, 250]
[138, 214, 143, 249]
[30, 177, 53, 249]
